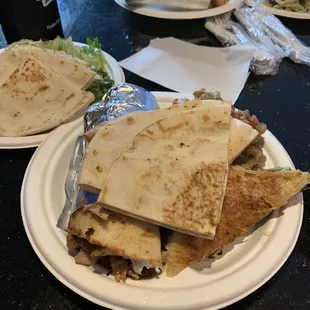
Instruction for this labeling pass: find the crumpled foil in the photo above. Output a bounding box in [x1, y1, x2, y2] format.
[233, 5, 285, 57]
[84, 83, 159, 132]
[57, 136, 89, 231]
[126, 0, 211, 10]
[205, 11, 284, 75]
[58, 83, 159, 231]
[249, 3, 310, 66]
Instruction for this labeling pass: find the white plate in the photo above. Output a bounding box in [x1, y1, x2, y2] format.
[264, 5, 310, 19]
[0, 42, 125, 149]
[114, 0, 243, 19]
[21, 92, 303, 310]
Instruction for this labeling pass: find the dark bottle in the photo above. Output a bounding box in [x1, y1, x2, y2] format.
[0, 0, 64, 44]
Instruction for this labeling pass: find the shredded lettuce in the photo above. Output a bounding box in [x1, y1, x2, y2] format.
[42, 37, 109, 70]
[10, 37, 114, 104]
[41, 37, 114, 103]
[87, 69, 114, 103]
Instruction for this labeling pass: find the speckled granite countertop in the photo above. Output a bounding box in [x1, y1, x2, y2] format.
[0, 0, 310, 309]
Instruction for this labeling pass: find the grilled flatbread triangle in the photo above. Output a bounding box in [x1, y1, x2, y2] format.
[79, 99, 208, 194]
[80, 99, 258, 195]
[97, 102, 232, 239]
[0, 46, 96, 89]
[68, 204, 162, 268]
[165, 167, 310, 277]
[0, 57, 94, 137]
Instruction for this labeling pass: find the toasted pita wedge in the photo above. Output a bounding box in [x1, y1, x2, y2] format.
[0, 46, 96, 89]
[81, 99, 258, 194]
[165, 167, 309, 277]
[0, 57, 94, 137]
[97, 102, 231, 239]
[81, 103, 259, 195]
[68, 204, 162, 268]
[79, 99, 209, 194]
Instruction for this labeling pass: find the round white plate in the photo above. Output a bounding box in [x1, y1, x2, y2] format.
[0, 43, 125, 149]
[264, 5, 310, 19]
[114, 0, 243, 19]
[21, 92, 303, 310]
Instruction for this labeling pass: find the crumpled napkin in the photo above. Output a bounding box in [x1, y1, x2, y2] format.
[120, 37, 254, 104]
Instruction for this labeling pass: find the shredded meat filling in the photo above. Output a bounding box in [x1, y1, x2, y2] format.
[67, 234, 154, 282]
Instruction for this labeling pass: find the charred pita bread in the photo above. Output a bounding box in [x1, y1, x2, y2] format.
[80, 100, 260, 195]
[165, 167, 310, 277]
[79, 99, 207, 194]
[97, 102, 232, 239]
[68, 204, 162, 268]
[0, 46, 96, 89]
[0, 57, 94, 137]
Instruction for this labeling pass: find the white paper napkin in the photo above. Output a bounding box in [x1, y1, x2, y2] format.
[120, 37, 254, 104]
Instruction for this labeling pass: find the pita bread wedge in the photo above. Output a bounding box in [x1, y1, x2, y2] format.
[79, 99, 209, 194]
[0, 57, 94, 137]
[0, 47, 96, 89]
[165, 167, 310, 277]
[68, 204, 162, 268]
[81, 102, 259, 195]
[97, 102, 232, 239]
[229, 118, 260, 163]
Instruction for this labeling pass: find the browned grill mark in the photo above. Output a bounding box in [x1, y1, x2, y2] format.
[38, 85, 49, 92]
[96, 165, 103, 173]
[127, 116, 134, 124]
[101, 130, 110, 137]
[141, 172, 153, 179]
[66, 93, 75, 101]
[158, 120, 187, 133]
[163, 162, 227, 233]
[213, 121, 230, 128]
[202, 114, 210, 122]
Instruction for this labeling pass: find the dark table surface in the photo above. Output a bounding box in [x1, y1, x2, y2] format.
[1, 0, 310, 309]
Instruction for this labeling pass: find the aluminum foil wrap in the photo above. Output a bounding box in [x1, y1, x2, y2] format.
[250, 5, 310, 66]
[58, 83, 160, 231]
[126, 0, 211, 10]
[205, 12, 284, 75]
[84, 83, 159, 132]
[57, 136, 91, 231]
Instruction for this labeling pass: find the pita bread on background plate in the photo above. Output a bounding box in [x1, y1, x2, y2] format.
[0, 46, 96, 89]
[0, 57, 94, 137]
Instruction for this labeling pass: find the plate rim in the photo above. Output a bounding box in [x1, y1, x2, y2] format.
[114, 0, 243, 19]
[21, 92, 304, 310]
[0, 42, 125, 149]
[264, 5, 310, 19]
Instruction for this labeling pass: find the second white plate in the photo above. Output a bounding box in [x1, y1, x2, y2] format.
[264, 5, 310, 19]
[21, 92, 303, 310]
[0, 43, 125, 149]
[114, 0, 243, 19]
